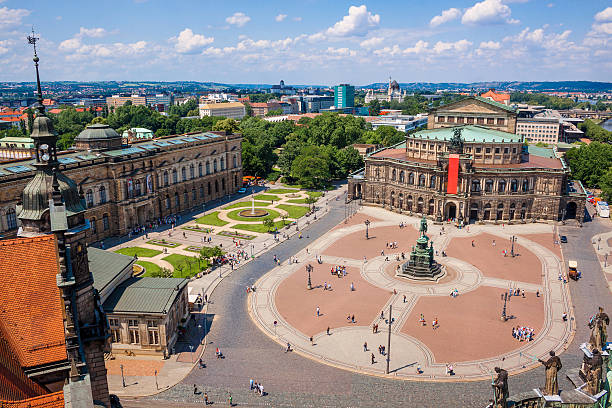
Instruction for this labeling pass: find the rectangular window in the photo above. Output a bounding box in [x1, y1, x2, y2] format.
[447, 116, 455, 123]
[457, 117, 464, 124]
[109, 318, 119, 327]
[477, 117, 484, 124]
[129, 319, 138, 327]
[487, 118, 494, 124]
[495, 148, 500, 154]
[476, 147, 482, 153]
[148, 330, 160, 345]
[497, 118, 505, 125]
[504, 148, 509, 154]
[129, 328, 140, 344]
[147, 320, 158, 328]
[486, 148, 491, 154]
[437, 116, 445, 122]
[466, 117, 474, 124]
[111, 329, 121, 343]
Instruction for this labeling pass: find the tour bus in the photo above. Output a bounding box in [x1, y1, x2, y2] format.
[597, 201, 610, 218]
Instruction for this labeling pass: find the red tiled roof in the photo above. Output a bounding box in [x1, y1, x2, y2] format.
[0, 236, 67, 369]
[0, 391, 64, 408]
[0, 333, 48, 401]
[481, 89, 510, 102]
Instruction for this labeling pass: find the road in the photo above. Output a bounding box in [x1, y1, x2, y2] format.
[120, 202, 611, 408]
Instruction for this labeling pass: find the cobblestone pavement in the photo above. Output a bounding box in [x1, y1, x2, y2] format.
[120, 201, 612, 408]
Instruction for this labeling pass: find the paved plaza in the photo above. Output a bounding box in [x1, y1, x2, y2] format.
[251, 206, 572, 381]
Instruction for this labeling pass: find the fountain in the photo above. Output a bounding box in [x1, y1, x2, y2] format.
[238, 197, 269, 218]
[397, 216, 444, 281]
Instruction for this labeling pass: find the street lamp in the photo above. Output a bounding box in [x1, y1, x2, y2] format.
[605, 253, 608, 268]
[120, 364, 125, 388]
[306, 264, 313, 290]
[365, 219, 371, 240]
[154, 369, 158, 390]
[510, 236, 517, 257]
[501, 292, 508, 321]
[598, 237, 601, 250]
[189, 344, 194, 364]
[251, 244, 254, 259]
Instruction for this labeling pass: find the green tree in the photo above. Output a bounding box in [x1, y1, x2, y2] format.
[262, 216, 275, 232]
[212, 118, 239, 133]
[291, 146, 331, 189]
[565, 142, 612, 187]
[368, 99, 381, 116]
[335, 146, 364, 177]
[600, 167, 612, 203]
[244, 102, 253, 117]
[265, 109, 283, 117]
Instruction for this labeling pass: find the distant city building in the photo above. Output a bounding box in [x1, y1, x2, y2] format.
[146, 93, 174, 112]
[199, 102, 246, 119]
[429, 95, 517, 133]
[250, 101, 282, 117]
[320, 106, 370, 115]
[0, 136, 35, 161]
[334, 84, 355, 108]
[365, 77, 406, 103]
[351, 143, 381, 158]
[106, 94, 147, 108]
[122, 127, 155, 143]
[270, 80, 296, 95]
[202, 93, 238, 104]
[517, 117, 560, 144]
[371, 114, 428, 132]
[480, 88, 510, 106]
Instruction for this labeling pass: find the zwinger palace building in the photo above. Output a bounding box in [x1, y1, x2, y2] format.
[0, 124, 242, 242]
[349, 96, 586, 223]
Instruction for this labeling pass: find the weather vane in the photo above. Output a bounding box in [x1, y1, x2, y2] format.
[27, 26, 39, 56]
[26, 27, 44, 109]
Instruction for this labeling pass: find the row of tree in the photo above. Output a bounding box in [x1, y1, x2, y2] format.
[510, 92, 610, 111]
[565, 142, 612, 201]
[577, 119, 612, 143]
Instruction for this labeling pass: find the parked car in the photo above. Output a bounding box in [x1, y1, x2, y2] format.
[560, 236, 568, 243]
[238, 187, 247, 193]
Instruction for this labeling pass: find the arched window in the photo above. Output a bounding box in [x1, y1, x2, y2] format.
[408, 172, 415, 185]
[163, 171, 169, 186]
[206, 161, 211, 175]
[99, 186, 107, 204]
[215, 180, 219, 193]
[198, 163, 203, 177]
[522, 179, 529, 192]
[172, 169, 178, 183]
[184, 191, 189, 206]
[134, 180, 141, 196]
[399, 171, 405, 183]
[213, 159, 218, 173]
[165, 195, 171, 209]
[222, 178, 226, 190]
[207, 182, 211, 195]
[175, 192, 180, 208]
[233, 155, 237, 168]
[181, 167, 187, 181]
[392, 169, 396, 180]
[6, 208, 16, 230]
[192, 188, 197, 201]
[471, 180, 481, 192]
[428, 199, 435, 215]
[485, 179, 494, 193]
[220, 157, 225, 171]
[190, 164, 194, 179]
[498, 180, 506, 193]
[418, 174, 426, 187]
[102, 214, 110, 231]
[86, 189, 94, 208]
[430, 175, 436, 189]
[510, 179, 518, 192]
[407, 195, 413, 211]
[200, 185, 204, 198]
[90, 218, 97, 234]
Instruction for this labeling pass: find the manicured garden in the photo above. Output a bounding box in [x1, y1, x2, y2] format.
[307, 191, 324, 198]
[115, 246, 162, 258]
[232, 220, 291, 233]
[286, 198, 308, 204]
[267, 188, 299, 194]
[253, 194, 281, 202]
[182, 225, 212, 233]
[136, 261, 162, 277]
[223, 201, 270, 209]
[218, 230, 256, 240]
[276, 204, 309, 219]
[226, 208, 281, 222]
[147, 239, 181, 248]
[195, 211, 229, 226]
[162, 254, 202, 278]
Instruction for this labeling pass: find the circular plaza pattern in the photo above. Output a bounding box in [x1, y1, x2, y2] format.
[249, 207, 573, 381]
[237, 208, 270, 218]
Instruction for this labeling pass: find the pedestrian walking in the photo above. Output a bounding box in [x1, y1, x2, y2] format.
[326, 326, 330, 335]
[316, 306, 320, 317]
[250, 378, 254, 390]
[403, 294, 407, 303]
[204, 392, 209, 405]
[228, 392, 233, 406]
[193, 384, 198, 395]
[371, 353, 375, 364]
[363, 342, 368, 352]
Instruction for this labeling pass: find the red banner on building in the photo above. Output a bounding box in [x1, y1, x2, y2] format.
[447, 154, 459, 194]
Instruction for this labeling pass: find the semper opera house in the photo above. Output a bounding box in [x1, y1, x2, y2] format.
[0, 123, 242, 242]
[349, 96, 586, 223]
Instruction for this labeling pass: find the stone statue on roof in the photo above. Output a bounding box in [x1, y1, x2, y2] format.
[449, 127, 464, 154]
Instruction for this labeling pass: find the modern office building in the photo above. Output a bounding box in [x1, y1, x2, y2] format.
[371, 114, 428, 132]
[334, 84, 355, 108]
[199, 102, 246, 119]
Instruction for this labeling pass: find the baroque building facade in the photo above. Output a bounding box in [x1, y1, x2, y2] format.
[0, 124, 242, 242]
[349, 97, 585, 223]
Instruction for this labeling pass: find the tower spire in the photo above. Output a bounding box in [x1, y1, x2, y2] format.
[27, 27, 44, 113]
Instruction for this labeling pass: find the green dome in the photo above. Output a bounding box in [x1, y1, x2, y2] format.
[75, 124, 121, 142]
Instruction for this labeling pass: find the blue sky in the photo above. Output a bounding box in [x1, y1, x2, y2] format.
[0, 0, 610, 84]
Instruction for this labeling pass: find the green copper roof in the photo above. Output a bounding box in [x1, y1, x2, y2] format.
[89, 248, 135, 293]
[527, 145, 556, 158]
[410, 125, 522, 143]
[473, 95, 517, 113]
[103, 277, 188, 314]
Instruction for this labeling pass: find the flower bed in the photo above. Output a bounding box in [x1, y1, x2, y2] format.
[182, 225, 212, 233]
[218, 230, 256, 240]
[185, 245, 204, 253]
[147, 239, 181, 248]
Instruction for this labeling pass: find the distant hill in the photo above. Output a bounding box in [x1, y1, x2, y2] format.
[360, 81, 612, 92]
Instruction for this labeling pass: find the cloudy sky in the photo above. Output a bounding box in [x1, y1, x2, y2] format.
[0, 0, 610, 85]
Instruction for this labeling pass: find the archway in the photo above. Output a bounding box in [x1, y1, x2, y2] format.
[565, 202, 577, 219]
[445, 202, 457, 220]
[496, 203, 504, 221]
[483, 203, 491, 220]
[509, 203, 516, 220]
[390, 191, 395, 208]
[417, 197, 424, 213]
[428, 199, 435, 215]
[469, 203, 479, 222]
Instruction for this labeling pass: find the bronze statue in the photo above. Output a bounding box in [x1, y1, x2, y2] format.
[584, 348, 603, 395]
[589, 307, 609, 351]
[419, 216, 428, 236]
[449, 127, 464, 154]
[493, 367, 508, 408]
[538, 350, 562, 395]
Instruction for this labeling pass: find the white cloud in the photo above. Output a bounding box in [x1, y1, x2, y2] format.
[226, 12, 250, 27]
[174, 28, 214, 54]
[325, 5, 380, 37]
[430, 8, 461, 27]
[275, 14, 287, 22]
[479, 40, 501, 50]
[326, 47, 356, 57]
[360, 37, 384, 48]
[405, 40, 429, 54]
[462, 0, 518, 25]
[595, 7, 612, 22]
[0, 6, 30, 30]
[59, 37, 81, 51]
[433, 39, 472, 54]
[77, 27, 108, 38]
[373, 40, 429, 57]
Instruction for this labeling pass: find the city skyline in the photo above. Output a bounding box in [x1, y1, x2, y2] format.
[0, 1, 610, 84]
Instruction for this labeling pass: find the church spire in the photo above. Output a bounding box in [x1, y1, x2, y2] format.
[27, 27, 45, 115]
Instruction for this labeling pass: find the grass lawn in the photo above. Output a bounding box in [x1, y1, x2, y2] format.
[286, 198, 308, 204]
[253, 194, 281, 201]
[307, 191, 324, 198]
[276, 204, 309, 219]
[115, 246, 162, 258]
[195, 211, 229, 226]
[267, 188, 299, 194]
[223, 201, 269, 209]
[226, 208, 281, 222]
[136, 261, 162, 277]
[162, 254, 201, 278]
[232, 220, 291, 234]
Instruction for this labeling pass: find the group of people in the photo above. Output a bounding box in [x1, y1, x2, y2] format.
[512, 326, 535, 342]
[331, 265, 347, 277]
[249, 379, 265, 396]
[449, 288, 459, 298]
[386, 241, 399, 249]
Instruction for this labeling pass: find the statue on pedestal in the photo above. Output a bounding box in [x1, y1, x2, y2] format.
[584, 348, 603, 395]
[492, 367, 508, 408]
[538, 350, 562, 395]
[589, 306, 609, 351]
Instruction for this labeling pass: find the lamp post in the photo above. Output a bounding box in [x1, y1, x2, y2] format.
[307, 264, 313, 290]
[605, 253, 608, 268]
[251, 243, 254, 259]
[365, 219, 371, 240]
[189, 344, 194, 364]
[598, 237, 601, 250]
[510, 236, 517, 257]
[120, 364, 125, 388]
[154, 369, 158, 390]
[501, 292, 508, 321]
[386, 304, 392, 375]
